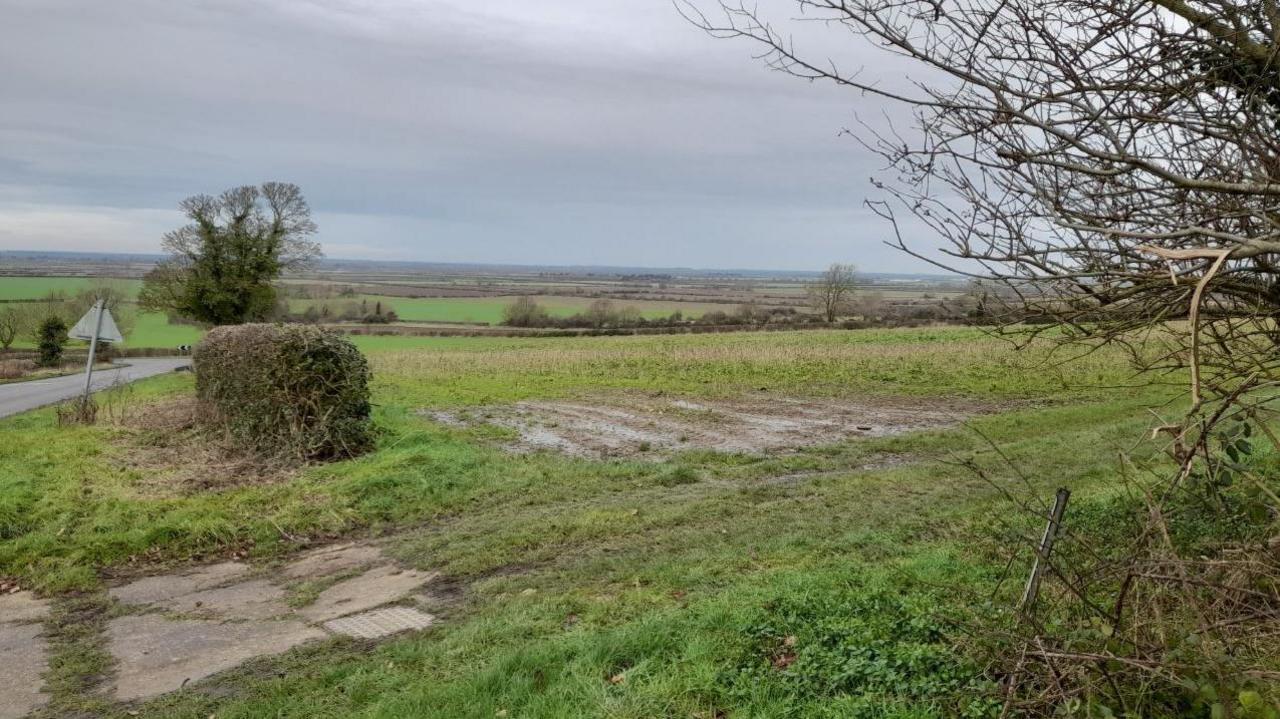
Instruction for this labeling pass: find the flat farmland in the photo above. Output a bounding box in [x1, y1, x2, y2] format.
[0, 326, 1175, 717]
[290, 294, 742, 324]
[0, 276, 141, 300]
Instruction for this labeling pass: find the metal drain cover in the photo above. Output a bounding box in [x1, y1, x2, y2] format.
[323, 606, 436, 639]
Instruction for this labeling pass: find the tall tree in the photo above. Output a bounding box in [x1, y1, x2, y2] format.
[139, 183, 321, 325]
[807, 263, 857, 322]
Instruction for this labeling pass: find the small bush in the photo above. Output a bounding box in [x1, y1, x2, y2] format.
[37, 316, 68, 368]
[503, 296, 550, 327]
[56, 397, 97, 426]
[194, 323, 374, 460]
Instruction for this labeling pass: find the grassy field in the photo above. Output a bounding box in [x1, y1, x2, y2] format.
[0, 277, 142, 300]
[0, 277, 198, 349]
[4, 311, 202, 351]
[291, 294, 736, 324]
[127, 312, 203, 347]
[0, 326, 1184, 717]
[2, 276, 743, 348]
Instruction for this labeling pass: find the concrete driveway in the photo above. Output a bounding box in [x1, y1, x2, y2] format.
[0, 357, 191, 419]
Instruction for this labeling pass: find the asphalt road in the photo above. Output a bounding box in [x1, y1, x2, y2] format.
[0, 357, 191, 419]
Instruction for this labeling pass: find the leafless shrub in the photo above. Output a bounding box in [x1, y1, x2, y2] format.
[0, 359, 37, 380]
[97, 378, 137, 424]
[55, 397, 97, 426]
[685, 1, 1280, 711]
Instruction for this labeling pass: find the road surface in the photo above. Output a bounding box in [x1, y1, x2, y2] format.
[0, 357, 191, 419]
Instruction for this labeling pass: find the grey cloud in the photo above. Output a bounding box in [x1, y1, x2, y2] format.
[0, 0, 940, 271]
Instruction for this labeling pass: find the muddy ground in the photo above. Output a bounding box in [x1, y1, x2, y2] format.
[427, 394, 991, 459]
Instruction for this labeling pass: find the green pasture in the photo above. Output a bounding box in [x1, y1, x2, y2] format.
[0, 277, 141, 301]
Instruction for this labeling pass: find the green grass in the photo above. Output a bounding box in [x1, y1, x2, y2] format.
[5, 311, 201, 351]
[127, 311, 203, 348]
[362, 327, 1146, 407]
[0, 277, 141, 300]
[0, 276, 199, 348]
[0, 327, 1181, 717]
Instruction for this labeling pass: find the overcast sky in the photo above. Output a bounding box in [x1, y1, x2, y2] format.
[0, 0, 939, 272]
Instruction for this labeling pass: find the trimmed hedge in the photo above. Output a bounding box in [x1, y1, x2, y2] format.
[194, 323, 373, 460]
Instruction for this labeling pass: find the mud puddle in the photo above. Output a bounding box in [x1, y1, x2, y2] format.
[426, 394, 990, 459]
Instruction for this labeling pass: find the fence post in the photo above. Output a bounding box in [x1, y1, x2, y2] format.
[1020, 487, 1071, 615]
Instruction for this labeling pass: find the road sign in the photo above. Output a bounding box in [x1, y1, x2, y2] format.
[74, 300, 125, 409]
[70, 304, 124, 343]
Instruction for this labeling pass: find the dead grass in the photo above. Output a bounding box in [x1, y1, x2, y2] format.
[0, 358, 37, 379]
[110, 398, 302, 496]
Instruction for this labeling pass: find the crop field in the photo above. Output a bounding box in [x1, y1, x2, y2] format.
[0, 326, 1185, 718]
[0, 276, 142, 300]
[290, 294, 734, 324]
[2, 265, 970, 353]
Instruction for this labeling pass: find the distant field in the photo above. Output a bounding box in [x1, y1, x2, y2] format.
[0, 277, 199, 348]
[5, 312, 201, 351]
[1, 274, 946, 346]
[0, 276, 141, 300]
[291, 294, 740, 324]
[128, 312, 203, 347]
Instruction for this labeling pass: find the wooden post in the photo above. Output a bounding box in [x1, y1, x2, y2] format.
[80, 299, 105, 407]
[1020, 487, 1070, 615]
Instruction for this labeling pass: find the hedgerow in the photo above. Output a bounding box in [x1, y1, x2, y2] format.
[194, 323, 373, 460]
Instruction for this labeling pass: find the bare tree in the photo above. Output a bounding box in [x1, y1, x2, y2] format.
[807, 262, 857, 322]
[854, 290, 885, 323]
[69, 281, 136, 339]
[686, 1, 1280, 711]
[139, 182, 321, 325]
[0, 307, 18, 350]
[685, 0, 1280, 409]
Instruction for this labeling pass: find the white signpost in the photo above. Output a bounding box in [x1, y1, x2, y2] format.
[69, 300, 124, 406]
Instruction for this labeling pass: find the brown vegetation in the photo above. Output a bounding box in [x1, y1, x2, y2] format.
[110, 397, 301, 495]
[194, 324, 373, 460]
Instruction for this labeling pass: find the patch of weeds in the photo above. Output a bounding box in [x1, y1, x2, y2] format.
[718, 579, 1001, 717]
[656, 465, 700, 487]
